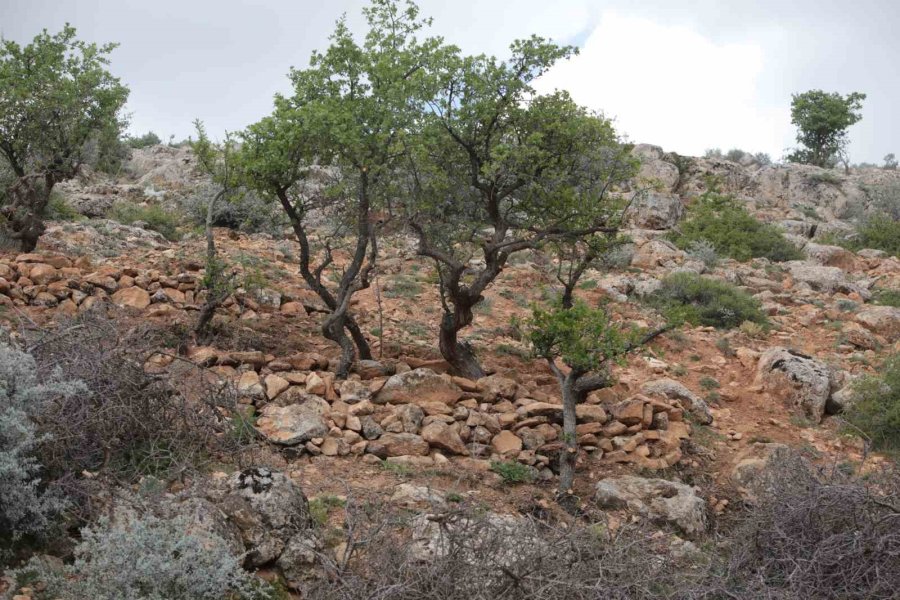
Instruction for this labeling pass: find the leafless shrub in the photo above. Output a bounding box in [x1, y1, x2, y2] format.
[19, 307, 239, 519]
[724, 452, 900, 600]
[305, 496, 712, 600]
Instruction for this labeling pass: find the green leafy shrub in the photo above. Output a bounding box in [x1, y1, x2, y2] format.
[670, 189, 803, 262]
[109, 201, 181, 240]
[844, 354, 900, 454]
[43, 191, 83, 222]
[125, 131, 162, 149]
[852, 218, 900, 256]
[13, 507, 271, 599]
[489, 460, 534, 484]
[646, 272, 767, 329]
[873, 288, 900, 307]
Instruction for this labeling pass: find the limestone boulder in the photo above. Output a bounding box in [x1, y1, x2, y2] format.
[754, 347, 833, 422]
[595, 476, 708, 537]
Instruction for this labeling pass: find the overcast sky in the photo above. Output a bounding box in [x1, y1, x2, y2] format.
[1, 0, 897, 163]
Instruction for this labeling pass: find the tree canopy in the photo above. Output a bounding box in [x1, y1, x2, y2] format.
[788, 89, 865, 168]
[0, 25, 128, 250]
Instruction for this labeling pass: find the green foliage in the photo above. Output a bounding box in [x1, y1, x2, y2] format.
[845, 355, 900, 454]
[309, 494, 346, 526]
[669, 188, 803, 262]
[109, 202, 181, 240]
[873, 288, 900, 307]
[13, 507, 271, 599]
[0, 25, 129, 180]
[686, 239, 719, 268]
[787, 90, 865, 167]
[884, 153, 898, 170]
[808, 171, 843, 185]
[526, 300, 632, 373]
[836, 299, 859, 312]
[646, 272, 767, 329]
[44, 192, 83, 222]
[852, 218, 900, 256]
[181, 184, 287, 234]
[125, 131, 162, 149]
[699, 376, 720, 391]
[489, 460, 534, 484]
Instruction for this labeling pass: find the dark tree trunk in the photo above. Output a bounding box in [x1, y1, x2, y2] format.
[195, 190, 226, 341]
[275, 189, 373, 372]
[439, 303, 485, 379]
[558, 371, 579, 498]
[3, 175, 52, 251]
[324, 317, 356, 380]
[560, 284, 575, 310]
[346, 317, 373, 361]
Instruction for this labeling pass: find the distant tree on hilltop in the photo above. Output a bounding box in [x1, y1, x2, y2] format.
[787, 89, 865, 169]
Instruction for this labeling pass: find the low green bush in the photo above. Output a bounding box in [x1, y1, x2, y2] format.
[669, 189, 803, 262]
[645, 272, 767, 329]
[873, 288, 900, 307]
[853, 218, 900, 256]
[109, 201, 181, 240]
[181, 184, 288, 235]
[844, 354, 900, 454]
[125, 131, 162, 149]
[43, 192, 84, 222]
[489, 460, 534, 484]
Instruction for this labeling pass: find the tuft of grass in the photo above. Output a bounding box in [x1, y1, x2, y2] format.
[699, 376, 720, 390]
[44, 191, 85, 222]
[873, 288, 900, 307]
[489, 460, 533, 484]
[380, 461, 414, 478]
[309, 494, 346, 526]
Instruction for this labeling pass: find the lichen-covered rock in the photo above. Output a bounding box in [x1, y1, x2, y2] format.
[208, 468, 311, 567]
[375, 368, 462, 405]
[785, 261, 870, 298]
[366, 433, 430, 457]
[255, 399, 329, 446]
[627, 192, 684, 229]
[755, 347, 832, 422]
[856, 305, 900, 342]
[641, 378, 713, 424]
[595, 475, 708, 537]
[421, 421, 468, 455]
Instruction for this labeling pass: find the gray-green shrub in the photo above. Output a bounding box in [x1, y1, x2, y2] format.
[181, 183, 288, 235]
[0, 344, 81, 554]
[12, 508, 270, 600]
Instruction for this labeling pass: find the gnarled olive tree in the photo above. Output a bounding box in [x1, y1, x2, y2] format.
[0, 26, 128, 250]
[403, 38, 636, 377]
[242, 0, 441, 377]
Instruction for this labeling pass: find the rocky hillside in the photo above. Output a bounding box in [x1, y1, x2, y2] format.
[2, 144, 899, 598]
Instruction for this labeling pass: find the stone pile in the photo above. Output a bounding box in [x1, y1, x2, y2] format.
[0, 252, 302, 319]
[158, 345, 696, 472]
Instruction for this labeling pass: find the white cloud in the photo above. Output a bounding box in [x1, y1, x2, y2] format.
[536, 12, 793, 158]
